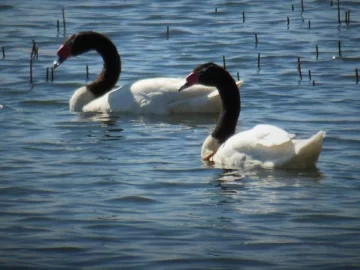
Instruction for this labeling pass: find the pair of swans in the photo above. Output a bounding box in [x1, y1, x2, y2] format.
[54, 31, 325, 169]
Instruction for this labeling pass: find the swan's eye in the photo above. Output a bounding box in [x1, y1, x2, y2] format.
[198, 66, 210, 76]
[198, 66, 208, 75]
[200, 63, 216, 74]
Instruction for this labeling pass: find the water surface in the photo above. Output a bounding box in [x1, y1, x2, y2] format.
[1, 1, 360, 269]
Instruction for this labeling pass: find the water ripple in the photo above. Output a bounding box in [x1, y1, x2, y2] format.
[1, 0, 360, 269]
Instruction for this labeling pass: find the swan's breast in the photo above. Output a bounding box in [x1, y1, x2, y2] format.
[69, 86, 96, 112]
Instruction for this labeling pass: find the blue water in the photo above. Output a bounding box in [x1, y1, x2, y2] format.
[1, 1, 360, 269]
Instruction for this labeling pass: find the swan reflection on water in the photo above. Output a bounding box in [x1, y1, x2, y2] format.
[76, 110, 219, 127]
[209, 165, 323, 193]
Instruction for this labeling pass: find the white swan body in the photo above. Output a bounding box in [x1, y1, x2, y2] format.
[179, 63, 325, 170]
[72, 79, 243, 114]
[203, 124, 325, 169]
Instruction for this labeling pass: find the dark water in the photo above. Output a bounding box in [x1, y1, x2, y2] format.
[1, 1, 360, 269]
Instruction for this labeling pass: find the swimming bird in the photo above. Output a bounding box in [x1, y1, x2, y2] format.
[178, 63, 325, 169]
[53, 31, 243, 114]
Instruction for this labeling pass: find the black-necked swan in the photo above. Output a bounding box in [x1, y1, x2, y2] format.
[178, 63, 326, 169]
[53, 31, 243, 114]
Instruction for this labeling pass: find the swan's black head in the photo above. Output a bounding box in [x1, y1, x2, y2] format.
[178, 63, 226, 91]
[53, 31, 103, 68]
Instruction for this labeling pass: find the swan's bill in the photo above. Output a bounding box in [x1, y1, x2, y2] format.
[53, 44, 71, 69]
[178, 82, 191, 92]
[178, 72, 199, 91]
[53, 59, 63, 69]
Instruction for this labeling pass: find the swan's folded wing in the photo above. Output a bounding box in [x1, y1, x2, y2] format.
[83, 85, 136, 113]
[168, 90, 221, 113]
[253, 124, 295, 147]
[83, 78, 243, 114]
[168, 80, 243, 113]
[130, 78, 214, 113]
[214, 124, 297, 167]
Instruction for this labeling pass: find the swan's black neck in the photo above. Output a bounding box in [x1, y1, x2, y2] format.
[211, 71, 241, 144]
[85, 34, 121, 98]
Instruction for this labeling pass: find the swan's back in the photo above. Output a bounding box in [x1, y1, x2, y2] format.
[130, 78, 219, 114]
[213, 124, 325, 169]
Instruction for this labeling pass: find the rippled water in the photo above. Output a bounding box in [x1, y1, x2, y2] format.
[1, 1, 360, 269]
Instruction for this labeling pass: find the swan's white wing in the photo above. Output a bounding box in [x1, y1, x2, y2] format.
[130, 78, 217, 114]
[83, 78, 206, 113]
[213, 125, 298, 168]
[167, 90, 221, 113]
[80, 78, 243, 114]
[213, 124, 325, 169]
[82, 85, 136, 113]
[130, 78, 243, 114]
[168, 81, 243, 113]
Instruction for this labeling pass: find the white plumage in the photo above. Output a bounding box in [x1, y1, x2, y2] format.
[208, 124, 325, 169]
[71, 79, 243, 114]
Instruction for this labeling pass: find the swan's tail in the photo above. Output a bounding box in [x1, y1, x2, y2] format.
[285, 131, 326, 169]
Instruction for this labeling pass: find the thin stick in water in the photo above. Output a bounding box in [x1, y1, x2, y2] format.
[51, 67, 54, 82]
[345, 11, 348, 25]
[308, 20, 311, 29]
[2, 46, 5, 59]
[337, 0, 341, 24]
[62, 7, 66, 32]
[242, 11, 245, 23]
[223, 55, 226, 70]
[316, 44, 319, 59]
[313, 80, 315, 86]
[30, 58, 33, 84]
[237, 72, 240, 81]
[301, 0, 304, 13]
[297, 57, 302, 80]
[86, 65, 89, 80]
[31, 40, 36, 59]
[338, 40, 342, 57]
[292, 5, 294, 11]
[287, 17, 290, 26]
[356, 68, 359, 84]
[308, 70, 312, 80]
[255, 33, 258, 47]
[31, 40, 38, 59]
[46, 67, 49, 82]
[166, 26, 169, 39]
[57, 20, 60, 32]
[257, 53, 260, 69]
[345, 10, 350, 25]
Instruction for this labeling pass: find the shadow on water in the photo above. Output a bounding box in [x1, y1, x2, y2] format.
[72, 111, 218, 143]
[76, 110, 218, 127]
[77, 111, 120, 126]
